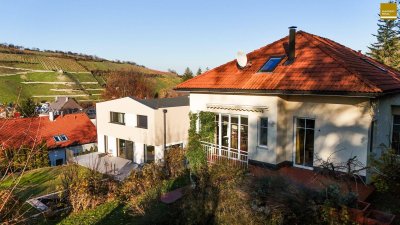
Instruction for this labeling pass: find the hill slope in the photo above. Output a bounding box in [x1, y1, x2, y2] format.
[0, 45, 181, 103]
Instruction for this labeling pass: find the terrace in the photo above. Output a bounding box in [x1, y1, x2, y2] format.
[73, 152, 138, 181]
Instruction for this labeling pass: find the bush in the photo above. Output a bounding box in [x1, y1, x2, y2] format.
[165, 147, 186, 178]
[58, 164, 116, 212]
[371, 149, 400, 197]
[0, 142, 49, 176]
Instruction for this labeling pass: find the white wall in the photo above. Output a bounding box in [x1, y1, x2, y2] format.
[374, 93, 400, 155]
[96, 97, 189, 163]
[190, 93, 279, 164]
[190, 93, 373, 176]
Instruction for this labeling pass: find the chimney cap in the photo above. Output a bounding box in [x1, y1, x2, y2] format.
[288, 26, 297, 29]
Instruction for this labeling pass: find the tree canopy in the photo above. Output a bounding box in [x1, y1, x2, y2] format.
[367, 17, 400, 70]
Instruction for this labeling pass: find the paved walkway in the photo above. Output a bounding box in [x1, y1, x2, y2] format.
[73, 152, 138, 181]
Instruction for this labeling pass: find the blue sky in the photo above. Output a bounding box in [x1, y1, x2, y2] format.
[0, 0, 386, 73]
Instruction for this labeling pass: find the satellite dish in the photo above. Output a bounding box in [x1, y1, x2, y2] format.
[236, 51, 247, 68]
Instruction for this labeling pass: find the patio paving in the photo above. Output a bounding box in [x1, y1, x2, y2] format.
[73, 152, 138, 181]
[249, 165, 375, 201]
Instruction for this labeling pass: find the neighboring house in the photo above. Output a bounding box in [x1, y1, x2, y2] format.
[176, 27, 400, 179]
[49, 96, 83, 115]
[0, 113, 97, 166]
[96, 96, 189, 164]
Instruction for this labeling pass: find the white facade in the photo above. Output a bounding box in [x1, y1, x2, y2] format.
[190, 92, 400, 177]
[96, 97, 189, 164]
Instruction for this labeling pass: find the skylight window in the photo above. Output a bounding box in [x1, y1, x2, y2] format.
[259, 57, 282, 72]
[361, 58, 387, 72]
[54, 134, 68, 142]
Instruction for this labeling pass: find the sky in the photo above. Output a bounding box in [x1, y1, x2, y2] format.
[0, 0, 388, 74]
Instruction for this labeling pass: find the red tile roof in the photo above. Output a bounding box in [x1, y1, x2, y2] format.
[0, 113, 97, 150]
[176, 31, 400, 95]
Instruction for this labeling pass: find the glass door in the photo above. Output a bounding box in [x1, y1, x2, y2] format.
[295, 118, 315, 168]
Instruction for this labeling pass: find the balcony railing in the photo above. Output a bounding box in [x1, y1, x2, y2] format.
[200, 141, 248, 167]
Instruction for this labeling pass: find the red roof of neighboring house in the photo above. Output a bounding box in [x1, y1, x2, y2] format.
[0, 113, 97, 150]
[176, 31, 400, 95]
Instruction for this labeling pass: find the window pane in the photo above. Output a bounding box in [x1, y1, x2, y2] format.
[260, 127, 268, 146]
[297, 118, 305, 128]
[392, 124, 400, 154]
[306, 119, 315, 129]
[296, 128, 305, 165]
[146, 145, 155, 163]
[241, 116, 248, 125]
[261, 118, 268, 127]
[394, 115, 400, 124]
[137, 115, 148, 128]
[231, 116, 238, 124]
[231, 123, 238, 149]
[304, 129, 314, 167]
[259, 57, 282, 72]
[240, 122, 248, 151]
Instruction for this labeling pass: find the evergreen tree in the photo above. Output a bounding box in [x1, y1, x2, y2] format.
[18, 97, 37, 117]
[196, 67, 202, 75]
[367, 17, 400, 69]
[182, 67, 194, 81]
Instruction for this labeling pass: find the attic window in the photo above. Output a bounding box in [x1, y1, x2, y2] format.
[54, 134, 68, 142]
[259, 57, 282, 72]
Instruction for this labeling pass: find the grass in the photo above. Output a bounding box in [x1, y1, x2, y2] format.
[0, 166, 70, 201]
[66, 72, 98, 83]
[0, 67, 23, 74]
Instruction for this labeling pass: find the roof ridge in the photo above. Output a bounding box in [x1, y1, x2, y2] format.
[300, 32, 382, 93]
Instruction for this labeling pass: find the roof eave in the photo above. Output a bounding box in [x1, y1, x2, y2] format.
[175, 88, 383, 98]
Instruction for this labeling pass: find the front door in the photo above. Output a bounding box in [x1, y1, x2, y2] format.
[295, 118, 315, 168]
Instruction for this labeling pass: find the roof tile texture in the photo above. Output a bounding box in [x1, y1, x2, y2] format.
[0, 113, 97, 150]
[176, 31, 400, 94]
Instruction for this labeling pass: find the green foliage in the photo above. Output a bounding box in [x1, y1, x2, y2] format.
[181, 67, 194, 81]
[59, 164, 116, 212]
[186, 112, 207, 173]
[196, 67, 202, 75]
[371, 149, 400, 197]
[0, 141, 49, 175]
[18, 97, 37, 117]
[367, 16, 400, 69]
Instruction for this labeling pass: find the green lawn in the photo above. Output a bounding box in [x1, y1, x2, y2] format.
[0, 166, 68, 201]
[23, 72, 74, 82]
[67, 72, 98, 83]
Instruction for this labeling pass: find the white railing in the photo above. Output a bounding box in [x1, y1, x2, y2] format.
[200, 141, 248, 167]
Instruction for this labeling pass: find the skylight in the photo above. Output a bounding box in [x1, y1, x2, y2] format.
[259, 57, 282, 72]
[54, 134, 68, 142]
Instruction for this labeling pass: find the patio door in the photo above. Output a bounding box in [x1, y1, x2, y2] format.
[117, 139, 134, 161]
[294, 118, 315, 168]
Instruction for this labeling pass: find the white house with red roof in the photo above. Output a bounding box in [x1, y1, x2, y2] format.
[0, 113, 97, 166]
[176, 27, 400, 179]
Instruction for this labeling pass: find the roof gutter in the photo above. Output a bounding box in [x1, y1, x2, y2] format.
[174, 88, 385, 98]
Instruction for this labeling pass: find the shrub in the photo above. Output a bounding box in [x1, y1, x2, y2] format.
[164, 147, 186, 178]
[371, 149, 400, 197]
[58, 164, 116, 212]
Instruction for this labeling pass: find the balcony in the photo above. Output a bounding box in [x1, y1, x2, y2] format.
[201, 141, 248, 167]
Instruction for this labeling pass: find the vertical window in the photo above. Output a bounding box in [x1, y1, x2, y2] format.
[110, 112, 125, 124]
[240, 116, 248, 151]
[137, 115, 148, 129]
[145, 145, 155, 163]
[259, 118, 268, 146]
[391, 115, 400, 154]
[221, 115, 229, 148]
[230, 116, 239, 149]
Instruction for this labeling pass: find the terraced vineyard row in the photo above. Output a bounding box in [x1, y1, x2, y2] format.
[0, 53, 88, 72]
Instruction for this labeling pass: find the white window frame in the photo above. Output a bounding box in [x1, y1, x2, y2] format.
[292, 116, 316, 170]
[258, 117, 268, 148]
